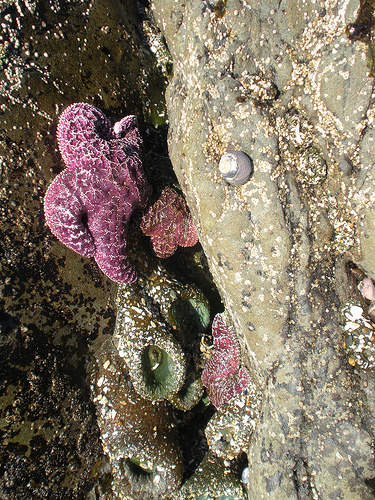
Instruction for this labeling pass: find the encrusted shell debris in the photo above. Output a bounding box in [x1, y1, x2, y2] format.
[218, 151, 253, 186]
[205, 383, 262, 460]
[114, 282, 187, 402]
[341, 302, 375, 369]
[90, 339, 183, 499]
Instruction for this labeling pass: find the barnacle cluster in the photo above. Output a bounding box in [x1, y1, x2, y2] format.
[237, 72, 279, 104]
[297, 146, 327, 187]
[341, 302, 375, 369]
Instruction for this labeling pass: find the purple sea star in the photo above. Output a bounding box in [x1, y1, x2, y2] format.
[202, 313, 251, 409]
[140, 186, 198, 259]
[44, 103, 151, 283]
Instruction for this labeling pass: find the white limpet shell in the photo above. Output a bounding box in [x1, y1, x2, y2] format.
[347, 305, 363, 320]
[241, 466, 249, 486]
[219, 151, 253, 185]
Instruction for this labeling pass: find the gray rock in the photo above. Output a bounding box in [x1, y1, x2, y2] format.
[152, 0, 375, 497]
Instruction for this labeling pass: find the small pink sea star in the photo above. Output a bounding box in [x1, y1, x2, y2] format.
[140, 186, 198, 259]
[44, 103, 151, 283]
[202, 313, 251, 409]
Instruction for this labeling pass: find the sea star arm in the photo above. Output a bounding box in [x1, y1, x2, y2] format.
[87, 201, 137, 283]
[44, 169, 95, 258]
[113, 115, 141, 148]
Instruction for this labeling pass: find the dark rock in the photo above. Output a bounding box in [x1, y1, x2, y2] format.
[0, 0, 169, 497]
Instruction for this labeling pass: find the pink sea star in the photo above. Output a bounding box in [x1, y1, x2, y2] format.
[140, 186, 198, 259]
[44, 103, 151, 283]
[202, 313, 251, 409]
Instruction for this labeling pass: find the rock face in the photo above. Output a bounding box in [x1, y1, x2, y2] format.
[0, 1, 169, 498]
[152, 0, 375, 498]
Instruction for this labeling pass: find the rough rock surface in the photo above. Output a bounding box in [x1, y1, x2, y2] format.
[0, 0, 169, 498]
[152, 0, 375, 498]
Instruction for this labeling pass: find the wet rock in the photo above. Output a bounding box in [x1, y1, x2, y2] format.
[152, 0, 375, 498]
[0, 0, 169, 497]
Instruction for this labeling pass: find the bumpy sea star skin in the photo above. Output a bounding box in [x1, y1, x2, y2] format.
[140, 186, 198, 258]
[44, 103, 151, 283]
[202, 313, 251, 409]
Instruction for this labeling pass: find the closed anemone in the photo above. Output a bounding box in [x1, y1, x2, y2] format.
[169, 293, 210, 346]
[167, 368, 204, 410]
[127, 457, 154, 476]
[132, 335, 186, 401]
[143, 345, 172, 393]
[116, 456, 176, 500]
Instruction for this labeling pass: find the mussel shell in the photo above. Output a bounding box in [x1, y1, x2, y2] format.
[219, 151, 253, 186]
